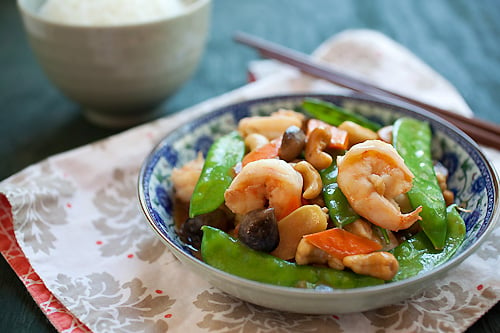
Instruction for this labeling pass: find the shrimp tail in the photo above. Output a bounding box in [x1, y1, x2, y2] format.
[397, 205, 423, 231]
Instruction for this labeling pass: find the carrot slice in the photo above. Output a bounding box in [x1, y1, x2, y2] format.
[303, 228, 382, 260]
[307, 119, 349, 150]
[242, 139, 281, 166]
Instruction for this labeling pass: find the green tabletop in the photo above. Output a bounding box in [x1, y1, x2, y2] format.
[1, 0, 499, 332]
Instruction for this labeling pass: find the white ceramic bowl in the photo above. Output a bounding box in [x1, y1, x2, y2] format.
[138, 94, 499, 314]
[17, 0, 211, 128]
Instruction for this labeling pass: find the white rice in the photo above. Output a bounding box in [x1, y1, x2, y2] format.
[39, 0, 188, 26]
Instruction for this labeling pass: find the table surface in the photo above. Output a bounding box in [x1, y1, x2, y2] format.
[1, 0, 499, 332]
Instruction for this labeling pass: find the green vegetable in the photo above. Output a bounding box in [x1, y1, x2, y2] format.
[201, 226, 384, 289]
[189, 131, 245, 218]
[391, 204, 466, 281]
[302, 98, 381, 131]
[320, 159, 359, 227]
[392, 117, 448, 249]
[377, 226, 391, 245]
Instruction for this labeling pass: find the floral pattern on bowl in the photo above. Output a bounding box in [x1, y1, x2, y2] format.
[138, 94, 499, 314]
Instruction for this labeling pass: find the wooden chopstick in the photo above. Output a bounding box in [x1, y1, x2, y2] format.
[234, 31, 500, 149]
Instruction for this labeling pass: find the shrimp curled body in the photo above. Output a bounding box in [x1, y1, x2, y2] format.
[224, 159, 303, 220]
[337, 140, 422, 231]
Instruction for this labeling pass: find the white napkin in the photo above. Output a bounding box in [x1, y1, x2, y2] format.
[1, 29, 498, 332]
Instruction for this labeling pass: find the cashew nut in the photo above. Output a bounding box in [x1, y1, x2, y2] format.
[305, 127, 332, 170]
[327, 256, 345, 270]
[343, 251, 399, 280]
[345, 219, 399, 251]
[238, 113, 302, 140]
[293, 161, 323, 199]
[271, 108, 306, 123]
[271, 205, 328, 260]
[295, 238, 329, 265]
[442, 189, 455, 207]
[436, 172, 447, 191]
[435, 169, 455, 206]
[377, 125, 393, 144]
[244, 133, 269, 152]
[344, 219, 375, 241]
[338, 121, 378, 147]
[295, 238, 345, 270]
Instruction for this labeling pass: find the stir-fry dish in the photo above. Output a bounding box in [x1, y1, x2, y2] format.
[171, 98, 466, 289]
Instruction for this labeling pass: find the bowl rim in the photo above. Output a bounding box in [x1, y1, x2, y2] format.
[17, 0, 211, 29]
[138, 92, 500, 298]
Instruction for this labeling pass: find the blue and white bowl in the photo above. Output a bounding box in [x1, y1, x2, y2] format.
[138, 94, 499, 314]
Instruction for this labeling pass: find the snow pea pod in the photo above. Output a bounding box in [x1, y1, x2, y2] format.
[189, 131, 245, 218]
[320, 159, 359, 228]
[390, 204, 466, 281]
[201, 226, 384, 289]
[302, 98, 381, 131]
[393, 117, 447, 249]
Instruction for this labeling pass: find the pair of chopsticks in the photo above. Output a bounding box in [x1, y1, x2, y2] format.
[233, 31, 500, 149]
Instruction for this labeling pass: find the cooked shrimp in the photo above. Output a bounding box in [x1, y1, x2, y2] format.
[171, 153, 204, 202]
[238, 109, 303, 140]
[337, 140, 422, 231]
[224, 159, 303, 220]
